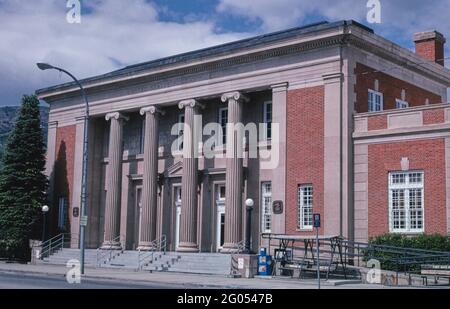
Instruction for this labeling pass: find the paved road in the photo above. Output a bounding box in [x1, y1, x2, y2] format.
[0, 271, 188, 289]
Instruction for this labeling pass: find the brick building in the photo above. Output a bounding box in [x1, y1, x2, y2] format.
[36, 20, 450, 253]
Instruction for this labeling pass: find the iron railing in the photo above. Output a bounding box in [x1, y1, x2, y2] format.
[261, 233, 450, 283]
[96, 235, 123, 267]
[137, 235, 167, 270]
[38, 233, 79, 259]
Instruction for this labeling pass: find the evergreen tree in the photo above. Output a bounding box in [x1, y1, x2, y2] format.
[0, 95, 47, 260]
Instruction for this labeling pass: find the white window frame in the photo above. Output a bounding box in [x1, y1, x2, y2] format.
[298, 185, 313, 230]
[263, 101, 272, 141]
[177, 114, 185, 152]
[395, 99, 409, 109]
[388, 171, 424, 233]
[218, 107, 228, 146]
[261, 182, 272, 233]
[368, 89, 384, 112]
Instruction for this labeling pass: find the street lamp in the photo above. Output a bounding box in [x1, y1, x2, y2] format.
[37, 63, 90, 275]
[41, 205, 49, 242]
[245, 198, 254, 253]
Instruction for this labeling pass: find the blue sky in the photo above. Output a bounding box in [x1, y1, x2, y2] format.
[0, 0, 449, 106]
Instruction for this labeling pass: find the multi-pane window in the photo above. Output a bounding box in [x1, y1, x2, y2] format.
[218, 107, 228, 146]
[389, 171, 424, 233]
[298, 185, 313, 230]
[140, 119, 145, 154]
[368, 89, 383, 112]
[261, 182, 272, 233]
[58, 197, 67, 230]
[263, 101, 272, 140]
[395, 99, 409, 109]
[177, 114, 185, 151]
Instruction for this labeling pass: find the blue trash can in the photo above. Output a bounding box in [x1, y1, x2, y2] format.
[258, 248, 273, 276]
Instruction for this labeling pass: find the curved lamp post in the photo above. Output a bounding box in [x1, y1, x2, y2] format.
[41, 205, 49, 242]
[37, 63, 89, 275]
[245, 198, 254, 253]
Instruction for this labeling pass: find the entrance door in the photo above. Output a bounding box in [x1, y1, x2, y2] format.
[134, 187, 143, 249]
[174, 186, 182, 250]
[216, 185, 226, 251]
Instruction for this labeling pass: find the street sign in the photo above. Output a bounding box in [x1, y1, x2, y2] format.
[313, 213, 321, 289]
[313, 213, 321, 228]
[80, 215, 88, 227]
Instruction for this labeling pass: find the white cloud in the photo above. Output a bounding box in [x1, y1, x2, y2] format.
[217, 0, 450, 101]
[0, 0, 250, 105]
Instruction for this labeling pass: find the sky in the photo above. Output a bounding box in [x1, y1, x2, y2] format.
[0, 0, 449, 106]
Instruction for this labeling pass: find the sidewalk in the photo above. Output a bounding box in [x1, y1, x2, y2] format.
[0, 262, 384, 289]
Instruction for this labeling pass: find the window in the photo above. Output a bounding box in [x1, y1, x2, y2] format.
[298, 185, 313, 230]
[58, 197, 67, 230]
[218, 185, 226, 201]
[395, 99, 409, 109]
[263, 101, 272, 140]
[177, 114, 185, 151]
[174, 186, 182, 204]
[218, 107, 228, 146]
[261, 182, 272, 233]
[389, 171, 424, 233]
[368, 89, 383, 112]
[139, 119, 145, 154]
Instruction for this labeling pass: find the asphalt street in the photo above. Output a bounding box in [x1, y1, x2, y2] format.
[0, 270, 189, 289]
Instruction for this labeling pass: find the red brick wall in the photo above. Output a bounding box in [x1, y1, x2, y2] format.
[368, 139, 446, 237]
[368, 114, 387, 131]
[53, 125, 76, 229]
[354, 63, 442, 113]
[286, 86, 324, 235]
[423, 109, 445, 125]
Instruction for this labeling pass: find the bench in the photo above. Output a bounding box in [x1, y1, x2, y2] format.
[276, 258, 337, 278]
[420, 265, 450, 286]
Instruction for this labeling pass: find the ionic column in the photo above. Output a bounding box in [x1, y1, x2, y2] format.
[138, 106, 164, 250]
[102, 112, 128, 249]
[221, 91, 248, 253]
[177, 99, 202, 252]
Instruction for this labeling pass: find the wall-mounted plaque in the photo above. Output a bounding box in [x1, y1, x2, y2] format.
[272, 200, 283, 214]
[73, 207, 79, 218]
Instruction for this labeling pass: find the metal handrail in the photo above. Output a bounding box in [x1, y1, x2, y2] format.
[37, 233, 79, 259]
[96, 235, 122, 267]
[137, 235, 167, 270]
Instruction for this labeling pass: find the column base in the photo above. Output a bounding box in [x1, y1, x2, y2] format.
[220, 242, 241, 254]
[137, 243, 156, 251]
[100, 241, 122, 250]
[176, 242, 199, 252]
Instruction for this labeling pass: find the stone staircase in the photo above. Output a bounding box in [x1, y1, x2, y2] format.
[37, 248, 99, 267]
[142, 252, 232, 275]
[37, 249, 232, 276]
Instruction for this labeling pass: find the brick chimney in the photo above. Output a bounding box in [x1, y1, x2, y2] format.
[413, 30, 446, 66]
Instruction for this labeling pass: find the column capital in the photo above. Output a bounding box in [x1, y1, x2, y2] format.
[178, 99, 204, 110]
[322, 72, 343, 84]
[140, 106, 165, 116]
[48, 121, 58, 129]
[105, 112, 129, 122]
[221, 91, 249, 103]
[271, 82, 289, 92]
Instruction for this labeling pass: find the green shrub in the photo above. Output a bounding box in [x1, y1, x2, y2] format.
[363, 234, 450, 271]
